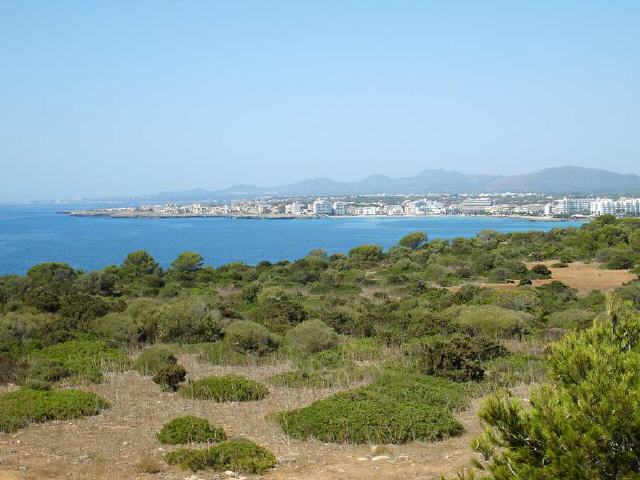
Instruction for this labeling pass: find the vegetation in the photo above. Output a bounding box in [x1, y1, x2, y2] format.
[0, 387, 108, 432]
[180, 375, 269, 402]
[165, 438, 276, 473]
[1, 217, 640, 475]
[157, 415, 226, 444]
[276, 372, 468, 443]
[472, 296, 640, 478]
[28, 339, 130, 384]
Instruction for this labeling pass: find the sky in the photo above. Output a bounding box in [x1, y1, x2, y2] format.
[1, 1, 639, 201]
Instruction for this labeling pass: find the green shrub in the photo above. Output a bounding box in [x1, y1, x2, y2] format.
[276, 372, 466, 443]
[285, 319, 338, 356]
[472, 297, 640, 478]
[180, 375, 269, 402]
[484, 355, 547, 387]
[165, 438, 276, 473]
[348, 245, 384, 263]
[268, 364, 371, 389]
[546, 308, 594, 330]
[28, 339, 130, 384]
[224, 320, 280, 356]
[403, 334, 506, 382]
[0, 387, 108, 432]
[153, 364, 187, 391]
[157, 415, 226, 444]
[529, 263, 552, 278]
[156, 297, 223, 343]
[399, 232, 427, 250]
[91, 312, 142, 347]
[337, 337, 382, 361]
[452, 305, 533, 339]
[134, 345, 177, 374]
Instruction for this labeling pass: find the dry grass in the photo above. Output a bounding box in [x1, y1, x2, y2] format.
[449, 261, 636, 294]
[526, 261, 636, 292]
[0, 351, 522, 480]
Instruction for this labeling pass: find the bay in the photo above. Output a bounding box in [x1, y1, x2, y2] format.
[0, 203, 584, 275]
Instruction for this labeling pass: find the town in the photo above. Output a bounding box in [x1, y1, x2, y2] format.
[67, 193, 640, 219]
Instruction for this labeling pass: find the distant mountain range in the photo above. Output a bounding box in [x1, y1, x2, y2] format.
[139, 166, 640, 202]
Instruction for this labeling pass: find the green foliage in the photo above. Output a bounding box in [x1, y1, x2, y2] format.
[28, 339, 130, 384]
[483, 355, 547, 387]
[451, 305, 533, 339]
[224, 320, 280, 355]
[59, 293, 111, 327]
[528, 263, 552, 278]
[403, 334, 506, 382]
[155, 297, 223, 343]
[134, 344, 177, 374]
[276, 372, 466, 443]
[348, 244, 384, 263]
[26, 262, 77, 294]
[249, 290, 308, 333]
[153, 363, 187, 391]
[0, 387, 108, 432]
[180, 375, 269, 402]
[473, 296, 640, 478]
[546, 308, 595, 330]
[157, 415, 226, 444]
[285, 319, 338, 356]
[399, 231, 427, 250]
[165, 438, 276, 473]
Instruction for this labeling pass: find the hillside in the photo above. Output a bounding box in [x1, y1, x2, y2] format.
[141, 166, 640, 201]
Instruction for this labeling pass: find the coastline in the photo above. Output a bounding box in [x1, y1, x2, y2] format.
[62, 210, 582, 222]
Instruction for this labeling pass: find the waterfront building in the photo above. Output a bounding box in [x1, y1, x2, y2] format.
[616, 198, 640, 216]
[332, 201, 348, 216]
[460, 197, 492, 213]
[312, 199, 333, 215]
[590, 198, 615, 216]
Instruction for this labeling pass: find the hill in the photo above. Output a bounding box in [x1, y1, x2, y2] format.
[140, 166, 640, 201]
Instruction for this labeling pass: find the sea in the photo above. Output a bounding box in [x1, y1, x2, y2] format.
[0, 203, 585, 275]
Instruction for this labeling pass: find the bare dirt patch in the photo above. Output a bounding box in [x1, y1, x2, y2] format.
[0, 353, 527, 480]
[450, 261, 636, 294]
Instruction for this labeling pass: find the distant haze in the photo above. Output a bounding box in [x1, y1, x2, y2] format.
[1, 2, 639, 201]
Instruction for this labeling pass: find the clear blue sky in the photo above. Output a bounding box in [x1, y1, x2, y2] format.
[1, 1, 639, 201]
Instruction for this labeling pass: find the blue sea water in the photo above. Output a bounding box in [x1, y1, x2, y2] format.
[0, 204, 584, 275]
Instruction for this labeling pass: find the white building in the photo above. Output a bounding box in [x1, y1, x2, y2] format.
[285, 202, 305, 215]
[385, 205, 404, 215]
[616, 198, 640, 216]
[312, 199, 333, 215]
[332, 201, 348, 216]
[460, 197, 492, 213]
[590, 198, 615, 216]
[544, 198, 591, 216]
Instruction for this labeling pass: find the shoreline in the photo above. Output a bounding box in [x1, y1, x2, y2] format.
[62, 210, 584, 222]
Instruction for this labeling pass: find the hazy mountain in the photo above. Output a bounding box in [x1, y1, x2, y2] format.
[482, 167, 640, 194]
[137, 166, 640, 201]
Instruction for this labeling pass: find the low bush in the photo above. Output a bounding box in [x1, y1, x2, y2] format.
[483, 355, 547, 387]
[451, 305, 533, 339]
[529, 263, 552, 278]
[157, 415, 226, 444]
[153, 363, 187, 391]
[268, 364, 371, 389]
[224, 320, 280, 356]
[28, 339, 130, 384]
[276, 372, 466, 443]
[165, 438, 276, 473]
[180, 375, 269, 402]
[403, 334, 506, 382]
[134, 345, 177, 374]
[546, 308, 595, 330]
[0, 387, 108, 432]
[285, 319, 338, 356]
